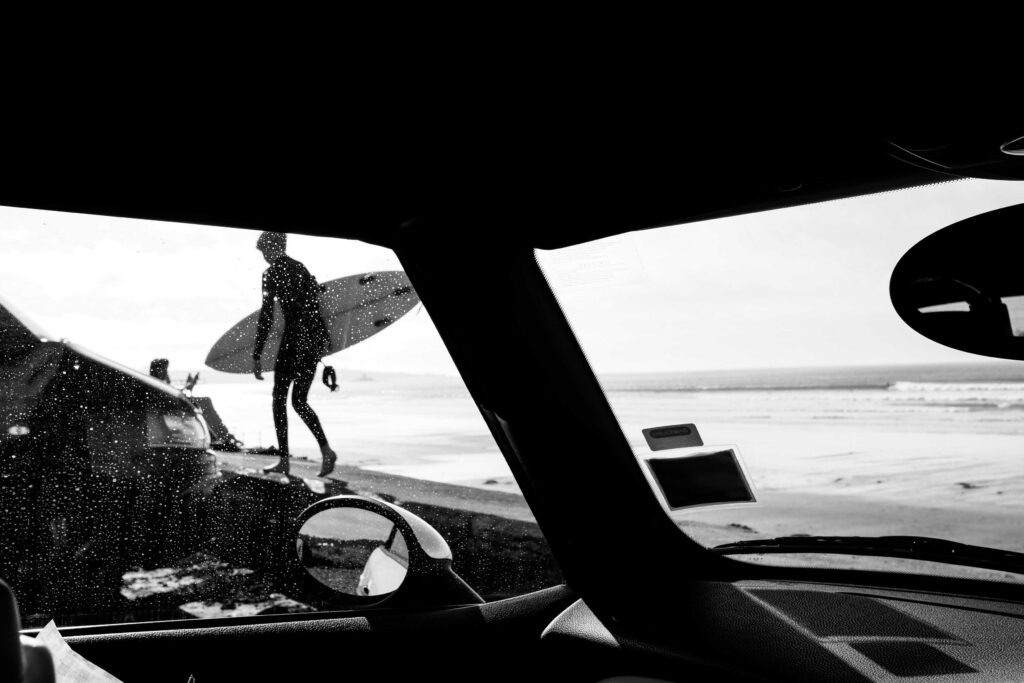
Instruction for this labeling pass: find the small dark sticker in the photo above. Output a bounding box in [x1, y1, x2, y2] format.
[359, 275, 377, 285]
[651, 425, 691, 438]
[643, 423, 703, 450]
[647, 449, 755, 510]
[373, 318, 392, 328]
[393, 286, 412, 296]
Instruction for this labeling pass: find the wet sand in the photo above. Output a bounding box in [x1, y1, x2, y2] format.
[215, 452, 535, 523]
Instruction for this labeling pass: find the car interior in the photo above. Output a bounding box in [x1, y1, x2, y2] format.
[4, 122, 1024, 682]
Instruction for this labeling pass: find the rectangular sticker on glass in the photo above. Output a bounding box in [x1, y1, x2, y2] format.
[643, 423, 703, 450]
[644, 447, 756, 511]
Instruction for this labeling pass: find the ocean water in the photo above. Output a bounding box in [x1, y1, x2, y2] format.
[601, 361, 1024, 395]
[598, 362, 1024, 489]
[602, 361, 1024, 439]
[196, 361, 1024, 482]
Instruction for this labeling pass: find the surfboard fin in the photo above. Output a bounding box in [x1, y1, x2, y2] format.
[322, 365, 339, 392]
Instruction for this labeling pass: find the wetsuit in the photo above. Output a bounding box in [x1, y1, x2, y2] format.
[253, 255, 329, 378]
[253, 255, 330, 452]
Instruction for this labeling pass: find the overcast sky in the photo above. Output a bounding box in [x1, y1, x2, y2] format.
[4, 178, 1024, 380]
[537, 178, 1024, 373]
[0, 211, 459, 379]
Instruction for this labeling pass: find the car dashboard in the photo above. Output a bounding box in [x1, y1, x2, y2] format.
[541, 579, 1024, 682]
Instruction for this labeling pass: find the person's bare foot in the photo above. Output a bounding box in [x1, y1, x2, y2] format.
[318, 446, 337, 477]
[263, 459, 290, 475]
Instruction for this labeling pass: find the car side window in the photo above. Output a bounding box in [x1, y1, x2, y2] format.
[0, 209, 561, 629]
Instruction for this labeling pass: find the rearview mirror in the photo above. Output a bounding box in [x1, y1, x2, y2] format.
[891, 203, 1024, 361]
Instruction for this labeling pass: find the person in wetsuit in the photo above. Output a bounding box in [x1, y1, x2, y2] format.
[253, 231, 337, 477]
[149, 358, 171, 383]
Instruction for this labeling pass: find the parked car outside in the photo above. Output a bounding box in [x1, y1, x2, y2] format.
[0, 296, 214, 620]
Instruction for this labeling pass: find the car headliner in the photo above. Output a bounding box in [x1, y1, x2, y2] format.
[4, 129, 1020, 250]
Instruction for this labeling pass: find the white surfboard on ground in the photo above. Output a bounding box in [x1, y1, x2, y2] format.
[205, 271, 419, 374]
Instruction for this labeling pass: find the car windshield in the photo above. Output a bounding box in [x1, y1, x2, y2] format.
[0, 211, 560, 628]
[537, 178, 1024, 583]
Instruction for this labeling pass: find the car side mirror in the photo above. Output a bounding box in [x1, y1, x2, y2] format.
[294, 495, 483, 607]
[891, 202, 1024, 360]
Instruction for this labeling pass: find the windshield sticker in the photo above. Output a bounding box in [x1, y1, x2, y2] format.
[538, 234, 647, 290]
[643, 446, 757, 511]
[643, 423, 703, 450]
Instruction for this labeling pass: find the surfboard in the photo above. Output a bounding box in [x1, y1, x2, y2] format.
[205, 271, 419, 374]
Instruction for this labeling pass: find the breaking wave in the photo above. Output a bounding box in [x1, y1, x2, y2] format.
[883, 381, 1024, 410]
[888, 381, 1024, 393]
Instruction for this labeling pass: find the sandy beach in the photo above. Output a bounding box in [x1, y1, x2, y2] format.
[194, 371, 521, 495]
[609, 380, 1024, 557]
[194, 363, 1024, 577]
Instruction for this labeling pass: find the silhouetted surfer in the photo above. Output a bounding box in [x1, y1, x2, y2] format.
[253, 231, 337, 477]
